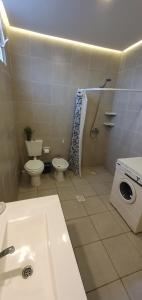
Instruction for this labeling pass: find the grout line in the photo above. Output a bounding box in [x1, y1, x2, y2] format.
[86, 269, 142, 298]
[120, 278, 132, 300]
[72, 232, 128, 250]
[65, 215, 91, 222]
[88, 213, 103, 240]
[71, 229, 137, 248]
[97, 231, 129, 242]
[72, 238, 101, 249]
[64, 214, 88, 222]
[101, 240, 121, 278]
[120, 268, 142, 280]
[126, 232, 142, 256]
[81, 207, 108, 217]
[101, 237, 142, 284]
[59, 197, 77, 202]
[86, 278, 122, 295]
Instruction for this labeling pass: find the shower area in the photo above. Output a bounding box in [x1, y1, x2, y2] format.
[69, 80, 115, 176]
[69, 80, 142, 176]
[82, 79, 113, 168]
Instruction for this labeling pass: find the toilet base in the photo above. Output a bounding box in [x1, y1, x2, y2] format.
[55, 171, 64, 182]
[31, 175, 41, 187]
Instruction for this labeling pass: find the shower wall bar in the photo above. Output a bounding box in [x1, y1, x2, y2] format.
[80, 88, 142, 92]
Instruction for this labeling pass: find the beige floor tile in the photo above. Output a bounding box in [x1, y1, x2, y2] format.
[55, 177, 73, 188]
[87, 280, 129, 300]
[61, 200, 87, 220]
[38, 174, 56, 190]
[103, 234, 142, 277]
[85, 175, 99, 187]
[94, 167, 109, 174]
[71, 176, 89, 186]
[93, 182, 112, 196]
[57, 186, 76, 201]
[127, 232, 142, 256]
[83, 196, 107, 216]
[37, 188, 57, 197]
[18, 173, 34, 192]
[85, 170, 112, 184]
[18, 181, 35, 193]
[97, 172, 113, 184]
[91, 211, 125, 239]
[74, 241, 118, 292]
[122, 271, 142, 300]
[82, 168, 96, 176]
[110, 207, 130, 233]
[67, 217, 99, 247]
[99, 195, 113, 210]
[66, 170, 74, 177]
[18, 190, 37, 200]
[75, 184, 96, 197]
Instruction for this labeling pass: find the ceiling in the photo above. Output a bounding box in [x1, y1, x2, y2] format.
[4, 0, 142, 50]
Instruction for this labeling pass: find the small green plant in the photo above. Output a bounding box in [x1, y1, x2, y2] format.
[24, 126, 33, 141]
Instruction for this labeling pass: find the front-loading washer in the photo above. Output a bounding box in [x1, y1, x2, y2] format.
[110, 157, 142, 233]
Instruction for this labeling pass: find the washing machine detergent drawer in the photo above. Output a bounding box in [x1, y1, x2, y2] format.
[116, 162, 142, 186]
[110, 166, 142, 233]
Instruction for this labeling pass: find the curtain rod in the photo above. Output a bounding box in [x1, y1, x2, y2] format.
[80, 88, 142, 92]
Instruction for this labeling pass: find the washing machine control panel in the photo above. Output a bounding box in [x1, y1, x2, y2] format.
[116, 162, 142, 186]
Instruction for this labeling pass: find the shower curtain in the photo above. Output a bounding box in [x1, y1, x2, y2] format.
[69, 89, 88, 176]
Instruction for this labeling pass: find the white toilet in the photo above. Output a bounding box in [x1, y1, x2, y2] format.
[52, 157, 69, 182]
[24, 140, 44, 187]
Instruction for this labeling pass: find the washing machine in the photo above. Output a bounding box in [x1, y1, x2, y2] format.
[110, 157, 142, 233]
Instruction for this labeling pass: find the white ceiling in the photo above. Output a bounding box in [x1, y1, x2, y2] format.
[4, 0, 142, 50]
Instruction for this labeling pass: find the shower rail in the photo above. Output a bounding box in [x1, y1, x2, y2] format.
[80, 88, 142, 92]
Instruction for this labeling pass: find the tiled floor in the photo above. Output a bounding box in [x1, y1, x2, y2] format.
[18, 166, 142, 300]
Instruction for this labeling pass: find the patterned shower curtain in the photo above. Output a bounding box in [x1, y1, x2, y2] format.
[69, 89, 88, 176]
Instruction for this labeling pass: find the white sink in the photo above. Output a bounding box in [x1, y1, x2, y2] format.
[0, 196, 87, 300]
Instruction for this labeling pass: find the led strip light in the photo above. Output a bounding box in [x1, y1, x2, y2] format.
[0, 0, 141, 53]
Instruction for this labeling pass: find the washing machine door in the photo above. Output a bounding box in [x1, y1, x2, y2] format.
[119, 179, 136, 204]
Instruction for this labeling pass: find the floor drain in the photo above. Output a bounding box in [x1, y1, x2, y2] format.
[76, 195, 86, 202]
[22, 265, 33, 279]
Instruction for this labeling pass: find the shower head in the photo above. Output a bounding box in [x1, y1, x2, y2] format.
[100, 78, 112, 88]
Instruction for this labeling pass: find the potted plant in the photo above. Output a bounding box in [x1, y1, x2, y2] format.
[24, 126, 33, 141]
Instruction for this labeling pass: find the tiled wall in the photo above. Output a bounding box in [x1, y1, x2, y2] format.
[105, 44, 142, 173]
[82, 90, 116, 167]
[0, 30, 19, 202]
[9, 30, 120, 168]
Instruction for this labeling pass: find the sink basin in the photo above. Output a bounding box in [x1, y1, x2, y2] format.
[0, 196, 87, 300]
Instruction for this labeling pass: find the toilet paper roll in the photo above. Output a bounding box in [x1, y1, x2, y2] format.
[43, 147, 50, 154]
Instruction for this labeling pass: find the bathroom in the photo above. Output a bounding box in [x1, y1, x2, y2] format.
[1, 0, 142, 299]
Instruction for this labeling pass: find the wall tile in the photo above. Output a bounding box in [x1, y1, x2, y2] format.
[9, 31, 30, 56]
[10, 33, 120, 168]
[0, 43, 19, 202]
[30, 57, 54, 84]
[105, 43, 142, 173]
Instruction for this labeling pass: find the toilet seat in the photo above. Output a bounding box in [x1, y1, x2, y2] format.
[52, 158, 69, 170]
[25, 159, 44, 173]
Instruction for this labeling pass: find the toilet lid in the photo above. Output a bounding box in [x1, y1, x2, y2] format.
[25, 160, 43, 171]
[52, 158, 69, 168]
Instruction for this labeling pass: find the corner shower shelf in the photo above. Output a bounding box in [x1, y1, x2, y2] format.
[105, 112, 117, 116]
[104, 122, 115, 127]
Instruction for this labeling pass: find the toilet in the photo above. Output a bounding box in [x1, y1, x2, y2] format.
[24, 140, 44, 187]
[52, 157, 69, 182]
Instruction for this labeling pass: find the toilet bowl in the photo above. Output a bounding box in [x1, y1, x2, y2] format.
[24, 140, 44, 187]
[52, 158, 69, 182]
[24, 159, 44, 187]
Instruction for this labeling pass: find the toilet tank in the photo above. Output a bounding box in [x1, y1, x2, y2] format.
[25, 140, 43, 157]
